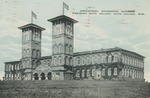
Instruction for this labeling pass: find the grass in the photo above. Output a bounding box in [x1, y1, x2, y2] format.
[0, 80, 149, 98]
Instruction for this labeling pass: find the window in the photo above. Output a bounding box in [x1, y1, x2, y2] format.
[69, 57, 73, 66]
[108, 55, 112, 63]
[65, 56, 69, 65]
[27, 49, 30, 57]
[108, 68, 111, 76]
[75, 70, 80, 78]
[114, 68, 118, 75]
[86, 69, 90, 77]
[65, 44, 69, 54]
[27, 60, 30, 68]
[102, 68, 105, 76]
[77, 57, 80, 65]
[32, 49, 36, 57]
[82, 69, 85, 78]
[37, 50, 40, 58]
[58, 44, 63, 53]
[58, 56, 62, 65]
[53, 45, 58, 54]
[69, 45, 73, 54]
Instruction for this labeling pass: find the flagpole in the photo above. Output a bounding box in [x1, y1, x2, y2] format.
[31, 11, 33, 23]
[63, 2, 64, 15]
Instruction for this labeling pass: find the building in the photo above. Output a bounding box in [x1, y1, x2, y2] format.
[4, 15, 145, 81]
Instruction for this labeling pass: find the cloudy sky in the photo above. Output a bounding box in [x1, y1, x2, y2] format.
[0, 0, 150, 81]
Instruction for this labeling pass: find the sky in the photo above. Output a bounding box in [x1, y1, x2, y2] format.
[0, 0, 150, 81]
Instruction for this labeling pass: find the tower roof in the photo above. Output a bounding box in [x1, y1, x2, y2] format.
[18, 23, 45, 31]
[47, 15, 78, 23]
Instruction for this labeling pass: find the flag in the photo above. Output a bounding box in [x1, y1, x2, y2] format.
[63, 2, 69, 10]
[31, 11, 37, 19]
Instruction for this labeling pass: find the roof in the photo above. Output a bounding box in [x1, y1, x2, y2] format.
[18, 23, 45, 31]
[24, 69, 32, 73]
[35, 64, 51, 71]
[51, 66, 66, 71]
[38, 56, 52, 60]
[65, 70, 73, 74]
[5, 60, 21, 64]
[47, 15, 78, 23]
[74, 47, 145, 58]
[33, 64, 52, 74]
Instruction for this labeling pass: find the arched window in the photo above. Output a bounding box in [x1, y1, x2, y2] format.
[88, 56, 92, 65]
[47, 72, 52, 80]
[108, 55, 112, 63]
[87, 57, 90, 65]
[69, 45, 73, 54]
[66, 22, 72, 35]
[114, 67, 118, 75]
[86, 69, 90, 77]
[92, 55, 96, 64]
[65, 44, 69, 54]
[82, 69, 85, 78]
[53, 57, 57, 66]
[113, 55, 119, 62]
[32, 60, 36, 68]
[58, 44, 63, 53]
[69, 57, 73, 66]
[37, 32, 40, 41]
[76, 57, 80, 65]
[82, 57, 85, 65]
[56, 25, 61, 34]
[91, 68, 95, 77]
[53, 45, 58, 54]
[122, 56, 125, 63]
[41, 73, 46, 80]
[108, 68, 111, 76]
[97, 55, 101, 64]
[84, 57, 88, 65]
[37, 50, 40, 58]
[65, 56, 69, 65]
[102, 55, 106, 63]
[58, 56, 62, 65]
[34, 73, 39, 80]
[11, 65, 13, 71]
[27, 49, 30, 57]
[32, 49, 36, 57]
[75, 70, 80, 78]
[35, 32, 38, 41]
[96, 68, 101, 78]
[27, 60, 30, 68]
[102, 68, 105, 76]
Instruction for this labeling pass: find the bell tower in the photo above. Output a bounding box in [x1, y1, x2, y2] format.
[48, 15, 78, 80]
[18, 23, 45, 80]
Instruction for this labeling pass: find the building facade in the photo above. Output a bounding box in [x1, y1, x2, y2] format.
[4, 15, 145, 81]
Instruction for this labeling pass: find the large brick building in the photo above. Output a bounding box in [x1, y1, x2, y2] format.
[4, 15, 145, 81]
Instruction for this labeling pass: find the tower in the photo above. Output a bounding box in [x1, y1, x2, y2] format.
[48, 15, 78, 80]
[18, 23, 45, 80]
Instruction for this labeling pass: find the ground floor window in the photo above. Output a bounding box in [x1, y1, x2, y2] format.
[34, 73, 39, 80]
[41, 73, 46, 80]
[47, 72, 52, 80]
